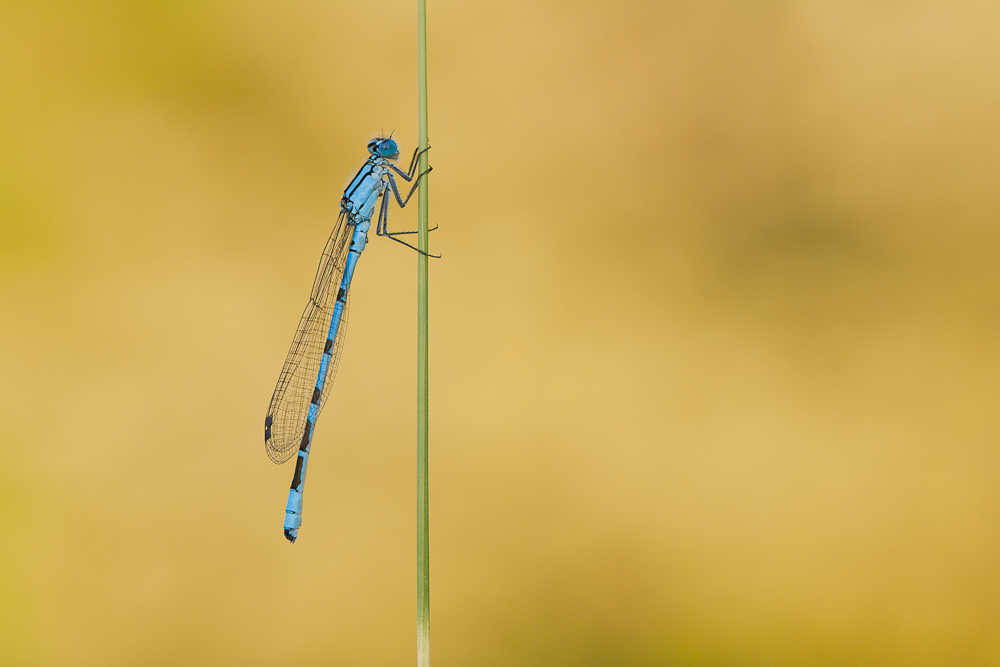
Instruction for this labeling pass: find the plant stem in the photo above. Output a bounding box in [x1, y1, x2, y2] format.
[416, 1, 430, 666]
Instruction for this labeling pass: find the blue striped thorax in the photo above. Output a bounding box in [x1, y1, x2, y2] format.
[341, 157, 388, 224]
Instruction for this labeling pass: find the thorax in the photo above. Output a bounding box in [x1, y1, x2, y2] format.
[341, 157, 388, 223]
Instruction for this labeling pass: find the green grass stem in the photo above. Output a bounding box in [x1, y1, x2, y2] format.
[416, 1, 430, 666]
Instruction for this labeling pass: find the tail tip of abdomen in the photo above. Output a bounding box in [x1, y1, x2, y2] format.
[284, 528, 298, 543]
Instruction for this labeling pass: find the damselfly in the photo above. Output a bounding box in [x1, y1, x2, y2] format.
[264, 137, 433, 543]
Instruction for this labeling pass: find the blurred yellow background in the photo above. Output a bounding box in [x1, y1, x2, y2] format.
[2, 1, 999, 665]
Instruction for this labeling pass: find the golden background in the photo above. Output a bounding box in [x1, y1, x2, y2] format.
[2, 1, 999, 664]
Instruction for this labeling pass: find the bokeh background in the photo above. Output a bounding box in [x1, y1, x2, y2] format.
[2, 1, 1000, 665]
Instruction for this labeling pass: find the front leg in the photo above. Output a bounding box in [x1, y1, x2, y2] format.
[389, 145, 432, 181]
[387, 167, 432, 208]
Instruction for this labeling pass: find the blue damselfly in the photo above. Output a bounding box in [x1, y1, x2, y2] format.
[264, 137, 433, 543]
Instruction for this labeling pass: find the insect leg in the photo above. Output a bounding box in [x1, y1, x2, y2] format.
[389, 145, 432, 181]
[376, 184, 391, 236]
[377, 170, 440, 258]
[388, 167, 432, 208]
[377, 175, 438, 236]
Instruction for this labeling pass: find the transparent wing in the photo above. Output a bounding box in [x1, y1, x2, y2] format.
[265, 211, 353, 464]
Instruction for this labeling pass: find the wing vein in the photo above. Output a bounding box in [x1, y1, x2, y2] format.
[265, 211, 353, 464]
